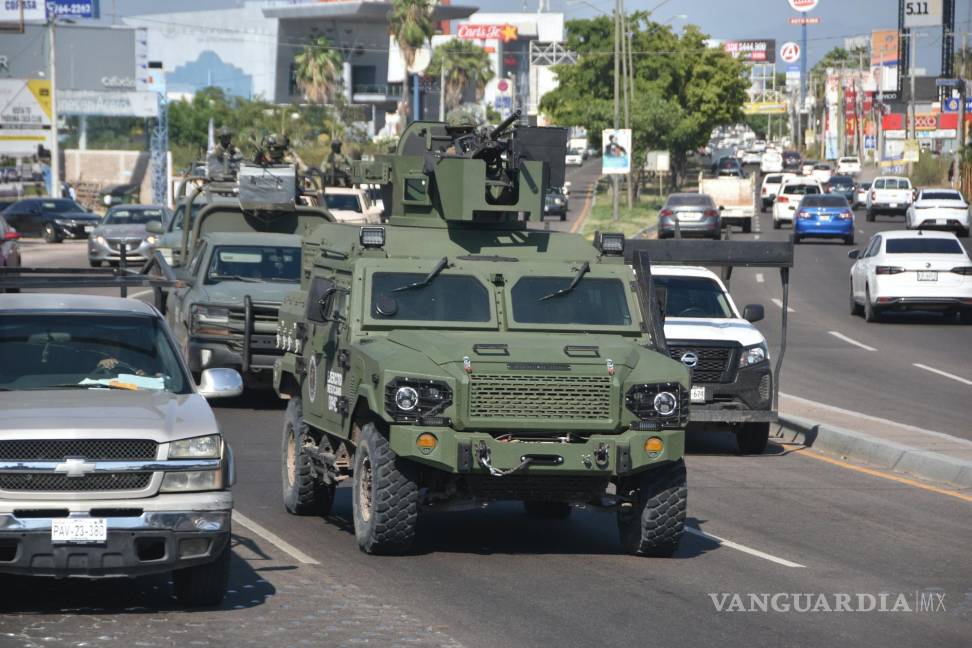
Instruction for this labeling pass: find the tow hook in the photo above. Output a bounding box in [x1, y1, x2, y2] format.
[476, 440, 534, 478]
[594, 442, 610, 467]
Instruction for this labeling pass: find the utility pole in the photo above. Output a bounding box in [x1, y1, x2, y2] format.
[438, 62, 446, 121]
[612, 0, 620, 222]
[48, 18, 60, 199]
[620, 5, 632, 208]
[908, 31, 918, 142]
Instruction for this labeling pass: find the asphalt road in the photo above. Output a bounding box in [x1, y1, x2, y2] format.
[3, 227, 971, 646]
[536, 158, 601, 232]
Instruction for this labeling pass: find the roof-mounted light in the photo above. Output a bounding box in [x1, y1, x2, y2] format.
[595, 231, 625, 255]
[360, 226, 385, 248]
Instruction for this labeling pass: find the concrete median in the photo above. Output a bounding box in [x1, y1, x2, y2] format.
[777, 414, 972, 490]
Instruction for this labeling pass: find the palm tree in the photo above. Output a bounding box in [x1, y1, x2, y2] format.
[389, 0, 435, 129]
[294, 36, 343, 104]
[428, 39, 495, 113]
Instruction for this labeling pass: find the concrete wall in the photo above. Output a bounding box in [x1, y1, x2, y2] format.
[64, 149, 155, 202]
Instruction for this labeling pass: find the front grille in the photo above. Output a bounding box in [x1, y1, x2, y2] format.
[0, 473, 152, 492]
[465, 474, 609, 502]
[0, 439, 157, 461]
[228, 301, 283, 336]
[668, 345, 735, 383]
[758, 374, 771, 401]
[106, 238, 144, 253]
[468, 374, 612, 420]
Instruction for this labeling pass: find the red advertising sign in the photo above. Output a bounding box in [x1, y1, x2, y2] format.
[457, 23, 519, 43]
[883, 113, 904, 130]
[722, 40, 776, 63]
[845, 87, 856, 118]
[788, 0, 819, 11]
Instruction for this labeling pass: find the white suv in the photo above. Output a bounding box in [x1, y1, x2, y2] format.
[760, 173, 796, 212]
[772, 178, 824, 229]
[836, 156, 861, 175]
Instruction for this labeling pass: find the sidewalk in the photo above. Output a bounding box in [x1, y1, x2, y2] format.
[777, 392, 972, 490]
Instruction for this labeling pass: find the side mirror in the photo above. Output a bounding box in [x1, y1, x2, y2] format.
[145, 220, 164, 235]
[197, 368, 243, 399]
[847, 249, 860, 259]
[742, 304, 764, 323]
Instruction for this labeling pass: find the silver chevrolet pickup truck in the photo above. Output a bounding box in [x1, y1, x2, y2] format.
[0, 293, 242, 606]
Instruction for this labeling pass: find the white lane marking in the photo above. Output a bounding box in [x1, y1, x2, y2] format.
[129, 289, 153, 299]
[770, 298, 795, 313]
[754, 234, 761, 240]
[756, 273, 765, 283]
[827, 330, 877, 352]
[685, 527, 806, 568]
[780, 392, 972, 447]
[912, 363, 972, 386]
[232, 511, 320, 565]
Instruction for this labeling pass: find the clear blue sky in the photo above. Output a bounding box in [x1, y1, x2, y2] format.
[113, 0, 972, 72]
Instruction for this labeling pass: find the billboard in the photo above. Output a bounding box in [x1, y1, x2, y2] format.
[601, 129, 631, 175]
[787, 0, 818, 11]
[0, 79, 51, 127]
[722, 39, 776, 63]
[871, 30, 899, 95]
[903, 0, 942, 28]
[0, 1, 100, 24]
[743, 102, 787, 115]
[58, 90, 158, 118]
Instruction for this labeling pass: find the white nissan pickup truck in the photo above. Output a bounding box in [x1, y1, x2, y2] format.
[866, 176, 914, 222]
[652, 265, 772, 454]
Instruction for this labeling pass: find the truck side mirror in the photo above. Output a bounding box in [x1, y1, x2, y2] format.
[145, 220, 164, 235]
[742, 304, 764, 323]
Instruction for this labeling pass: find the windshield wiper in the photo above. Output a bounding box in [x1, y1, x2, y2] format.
[209, 274, 262, 283]
[33, 383, 137, 391]
[538, 262, 590, 302]
[393, 257, 449, 292]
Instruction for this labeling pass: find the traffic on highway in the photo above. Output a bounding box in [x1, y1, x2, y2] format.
[0, 1, 970, 647]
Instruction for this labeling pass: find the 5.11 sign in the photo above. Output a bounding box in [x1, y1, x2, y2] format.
[903, 0, 943, 28]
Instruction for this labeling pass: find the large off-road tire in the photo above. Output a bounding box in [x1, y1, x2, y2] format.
[523, 501, 572, 519]
[617, 459, 686, 557]
[352, 422, 419, 555]
[282, 397, 335, 516]
[43, 223, 62, 243]
[864, 286, 881, 323]
[172, 543, 231, 607]
[736, 422, 770, 455]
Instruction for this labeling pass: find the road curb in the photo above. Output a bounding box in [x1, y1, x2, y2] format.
[778, 415, 972, 490]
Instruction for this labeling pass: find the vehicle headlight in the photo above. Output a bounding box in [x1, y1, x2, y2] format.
[168, 434, 221, 458]
[95, 235, 107, 246]
[160, 470, 224, 492]
[191, 305, 231, 335]
[384, 377, 452, 423]
[625, 383, 685, 425]
[738, 343, 768, 368]
[145, 235, 158, 246]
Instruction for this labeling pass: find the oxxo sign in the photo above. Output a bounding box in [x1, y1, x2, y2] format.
[914, 114, 938, 130]
[787, 0, 819, 12]
[780, 42, 801, 64]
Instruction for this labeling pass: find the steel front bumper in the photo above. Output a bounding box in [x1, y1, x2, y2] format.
[389, 427, 684, 477]
[687, 362, 775, 423]
[0, 509, 231, 578]
[188, 337, 280, 375]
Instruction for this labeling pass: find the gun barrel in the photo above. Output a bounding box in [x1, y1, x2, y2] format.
[490, 110, 522, 139]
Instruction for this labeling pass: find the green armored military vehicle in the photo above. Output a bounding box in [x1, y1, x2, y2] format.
[273, 115, 691, 556]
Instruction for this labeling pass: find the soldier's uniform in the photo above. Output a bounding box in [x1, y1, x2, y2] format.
[207, 127, 243, 180]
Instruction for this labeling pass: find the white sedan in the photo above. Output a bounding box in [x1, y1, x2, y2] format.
[906, 188, 970, 238]
[849, 230, 972, 323]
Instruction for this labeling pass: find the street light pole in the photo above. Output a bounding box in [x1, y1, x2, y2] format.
[48, 18, 60, 199]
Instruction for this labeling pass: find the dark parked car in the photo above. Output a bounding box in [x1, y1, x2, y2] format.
[0, 215, 21, 291]
[1, 198, 100, 243]
[542, 187, 568, 220]
[827, 174, 856, 204]
[658, 193, 722, 239]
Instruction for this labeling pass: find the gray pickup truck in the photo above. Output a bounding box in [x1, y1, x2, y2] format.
[0, 292, 242, 606]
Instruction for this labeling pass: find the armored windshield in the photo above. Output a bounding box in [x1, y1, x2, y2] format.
[371, 272, 490, 322]
[324, 194, 363, 212]
[206, 246, 301, 284]
[511, 277, 632, 326]
[0, 314, 190, 393]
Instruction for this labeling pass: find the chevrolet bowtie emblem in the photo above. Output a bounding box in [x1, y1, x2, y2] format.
[54, 458, 97, 478]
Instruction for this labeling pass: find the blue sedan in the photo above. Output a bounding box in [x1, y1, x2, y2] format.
[793, 194, 855, 245]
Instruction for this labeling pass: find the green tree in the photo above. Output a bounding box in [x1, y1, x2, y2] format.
[540, 14, 748, 187]
[389, 0, 435, 129]
[294, 36, 343, 105]
[427, 39, 495, 113]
